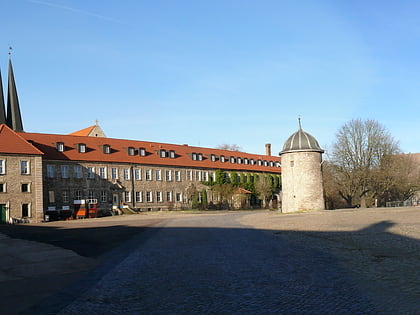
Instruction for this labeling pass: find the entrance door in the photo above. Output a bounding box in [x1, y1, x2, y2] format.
[112, 193, 119, 207]
[0, 204, 6, 223]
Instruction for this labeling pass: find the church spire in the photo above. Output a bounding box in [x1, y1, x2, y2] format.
[6, 54, 24, 132]
[0, 66, 6, 125]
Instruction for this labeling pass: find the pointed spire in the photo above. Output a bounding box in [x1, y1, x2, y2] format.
[6, 55, 24, 132]
[0, 67, 6, 124]
[298, 115, 302, 130]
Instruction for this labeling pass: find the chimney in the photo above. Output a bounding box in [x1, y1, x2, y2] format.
[265, 143, 271, 156]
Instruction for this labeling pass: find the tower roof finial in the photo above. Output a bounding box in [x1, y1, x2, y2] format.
[298, 115, 302, 130]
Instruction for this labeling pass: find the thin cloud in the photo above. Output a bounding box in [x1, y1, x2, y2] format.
[28, 0, 126, 25]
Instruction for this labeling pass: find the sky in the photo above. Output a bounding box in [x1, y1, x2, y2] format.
[1, 0, 419, 155]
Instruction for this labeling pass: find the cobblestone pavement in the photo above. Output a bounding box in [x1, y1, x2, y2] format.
[58, 212, 379, 314]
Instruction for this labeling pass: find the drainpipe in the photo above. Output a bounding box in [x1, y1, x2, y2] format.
[131, 165, 136, 208]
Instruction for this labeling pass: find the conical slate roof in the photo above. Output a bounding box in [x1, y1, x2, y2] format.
[6, 58, 23, 132]
[280, 123, 323, 155]
[0, 67, 6, 124]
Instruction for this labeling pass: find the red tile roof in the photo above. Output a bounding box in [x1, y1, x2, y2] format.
[19, 131, 281, 173]
[0, 124, 43, 155]
[68, 125, 96, 136]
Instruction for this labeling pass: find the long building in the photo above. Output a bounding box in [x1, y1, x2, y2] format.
[0, 59, 281, 223]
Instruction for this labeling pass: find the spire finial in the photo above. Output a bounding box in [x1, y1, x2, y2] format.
[95, 119, 99, 126]
[8, 46, 12, 57]
[298, 115, 302, 130]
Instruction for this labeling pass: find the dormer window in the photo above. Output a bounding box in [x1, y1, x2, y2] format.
[237, 158, 242, 164]
[244, 158, 249, 165]
[269, 161, 274, 167]
[276, 162, 281, 167]
[210, 154, 216, 162]
[250, 159, 255, 165]
[257, 160, 262, 166]
[263, 160, 268, 167]
[139, 147, 146, 157]
[169, 150, 175, 159]
[220, 155, 226, 163]
[192, 153, 203, 161]
[78, 143, 86, 153]
[128, 147, 135, 156]
[160, 150, 167, 158]
[230, 156, 236, 163]
[103, 144, 111, 154]
[56, 142, 64, 152]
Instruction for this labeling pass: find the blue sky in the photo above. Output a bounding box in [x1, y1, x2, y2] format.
[1, 0, 419, 154]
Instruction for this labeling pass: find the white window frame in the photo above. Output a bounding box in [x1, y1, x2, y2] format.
[57, 142, 64, 152]
[169, 150, 175, 158]
[21, 160, 30, 175]
[104, 145, 111, 154]
[111, 167, 118, 180]
[0, 183, 6, 193]
[146, 191, 153, 202]
[124, 191, 131, 203]
[145, 169, 152, 181]
[139, 148, 146, 156]
[128, 147, 135, 156]
[165, 170, 172, 181]
[135, 191, 143, 203]
[78, 143, 86, 153]
[176, 192, 182, 202]
[61, 165, 69, 178]
[134, 169, 141, 180]
[21, 183, 31, 193]
[123, 168, 130, 180]
[156, 191, 162, 203]
[47, 165, 55, 178]
[87, 167, 95, 179]
[155, 170, 162, 181]
[166, 191, 172, 202]
[99, 167, 107, 179]
[175, 170, 181, 182]
[0, 160, 5, 174]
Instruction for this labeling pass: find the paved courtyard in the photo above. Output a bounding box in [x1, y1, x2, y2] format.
[1, 207, 419, 314]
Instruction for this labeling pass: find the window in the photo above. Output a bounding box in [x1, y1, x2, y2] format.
[220, 155, 226, 163]
[128, 147, 135, 156]
[198, 153, 203, 161]
[250, 159, 255, 165]
[263, 160, 268, 167]
[21, 183, 30, 192]
[74, 166, 82, 179]
[211, 154, 216, 162]
[47, 165, 55, 178]
[145, 170, 152, 181]
[63, 191, 69, 203]
[210, 172, 215, 182]
[192, 153, 197, 160]
[75, 190, 83, 200]
[124, 191, 131, 203]
[165, 170, 172, 181]
[175, 170, 181, 182]
[290, 160, 294, 167]
[187, 170, 193, 181]
[244, 158, 249, 165]
[176, 192, 182, 202]
[111, 167, 118, 180]
[22, 204, 30, 217]
[78, 143, 86, 153]
[237, 158, 242, 164]
[257, 160, 262, 166]
[160, 150, 167, 158]
[87, 167, 95, 179]
[276, 162, 281, 168]
[0, 183, 5, 192]
[203, 172, 209, 181]
[230, 157, 236, 164]
[146, 191, 153, 202]
[169, 150, 175, 158]
[195, 171, 201, 181]
[269, 161, 274, 167]
[123, 169, 130, 180]
[103, 144, 111, 154]
[101, 191, 107, 202]
[134, 169, 141, 180]
[156, 191, 162, 202]
[48, 190, 55, 203]
[139, 148, 146, 156]
[88, 191, 95, 199]
[166, 191, 172, 202]
[0, 160, 5, 174]
[61, 165, 69, 178]
[135, 191, 143, 203]
[21, 160, 30, 174]
[56, 142, 64, 152]
[155, 170, 162, 181]
[99, 167, 107, 179]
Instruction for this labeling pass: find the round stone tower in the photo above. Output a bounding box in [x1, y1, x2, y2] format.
[279, 122, 325, 213]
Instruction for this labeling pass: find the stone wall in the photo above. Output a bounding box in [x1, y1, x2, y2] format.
[281, 151, 324, 212]
[0, 154, 44, 223]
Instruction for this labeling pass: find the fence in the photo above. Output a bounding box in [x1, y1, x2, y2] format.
[386, 199, 419, 207]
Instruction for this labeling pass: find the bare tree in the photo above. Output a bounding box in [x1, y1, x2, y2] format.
[216, 144, 242, 151]
[329, 118, 400, 207]
[255, 175, 274, 208]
